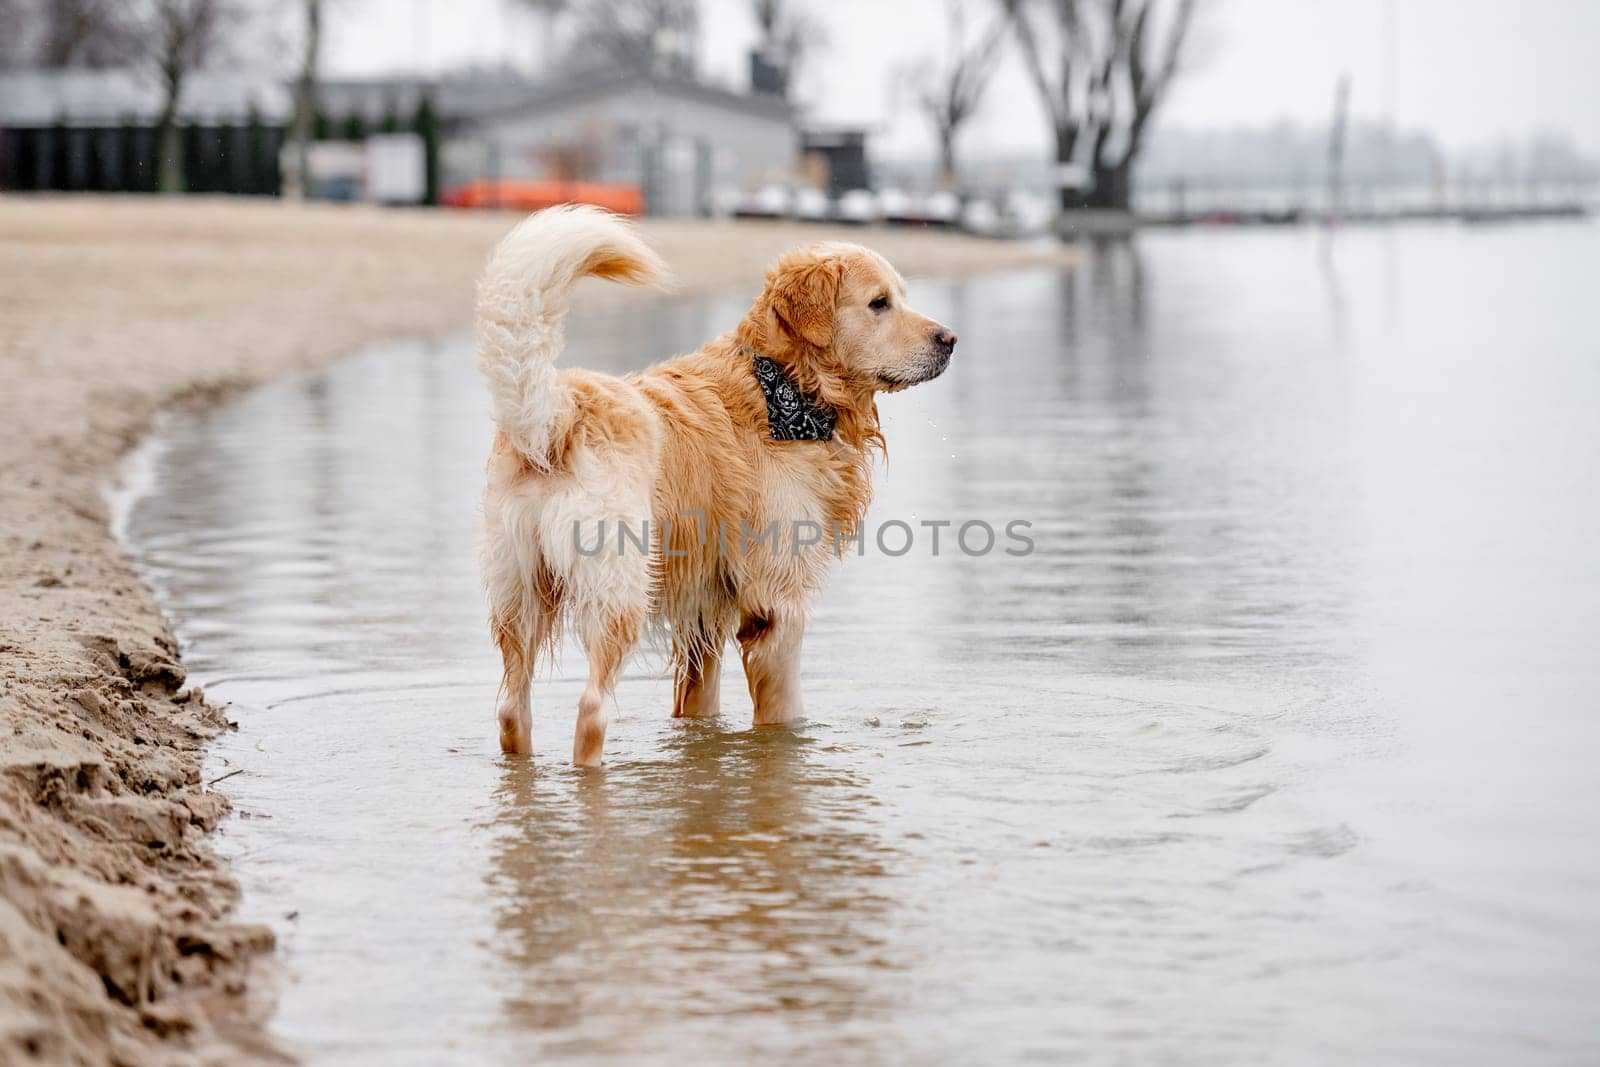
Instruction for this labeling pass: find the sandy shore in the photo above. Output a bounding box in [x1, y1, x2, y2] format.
[0, 196, 1072, 1064]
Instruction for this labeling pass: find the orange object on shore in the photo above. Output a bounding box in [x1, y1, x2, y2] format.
[440, 180, 645, 215]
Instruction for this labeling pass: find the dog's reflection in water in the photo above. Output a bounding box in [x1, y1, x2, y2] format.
[483, 725, 902, 1055]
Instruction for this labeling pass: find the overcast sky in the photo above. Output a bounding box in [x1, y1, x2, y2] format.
[319, 0, 1600, 160]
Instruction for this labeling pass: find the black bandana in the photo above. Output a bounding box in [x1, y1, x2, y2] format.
[750, 351, 836, 442]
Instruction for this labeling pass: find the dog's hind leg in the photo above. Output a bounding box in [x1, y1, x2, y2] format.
[573, 608, 641, 766]
[493, 613, 537, 756]
[491, 562, 559, 757]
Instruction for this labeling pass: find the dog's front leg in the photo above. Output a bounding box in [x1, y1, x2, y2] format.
[737, 613, 805, 726]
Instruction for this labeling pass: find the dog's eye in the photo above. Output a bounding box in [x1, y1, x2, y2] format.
[869, 295, 890, 311]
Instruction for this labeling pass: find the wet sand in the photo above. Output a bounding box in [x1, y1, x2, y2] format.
[0, 196, 1073, 1065]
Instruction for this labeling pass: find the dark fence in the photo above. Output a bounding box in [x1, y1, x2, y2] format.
[0, 122, 284, 195]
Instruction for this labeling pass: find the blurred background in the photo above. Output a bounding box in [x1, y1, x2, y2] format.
[2, 0, 1596, 233]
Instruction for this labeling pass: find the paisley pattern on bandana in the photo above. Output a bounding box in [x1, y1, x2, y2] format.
[750, 352, 836, 442]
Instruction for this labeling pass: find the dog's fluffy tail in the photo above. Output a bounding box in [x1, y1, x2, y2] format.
[475, 205, 668, 467]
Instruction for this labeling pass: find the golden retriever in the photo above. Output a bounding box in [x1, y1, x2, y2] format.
[475, 206, 956, 765]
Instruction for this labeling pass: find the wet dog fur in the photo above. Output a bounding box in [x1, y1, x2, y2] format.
[475, 207, 956, 765]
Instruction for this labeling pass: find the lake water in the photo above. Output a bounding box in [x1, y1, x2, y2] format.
[123, 222, 1600, 1064]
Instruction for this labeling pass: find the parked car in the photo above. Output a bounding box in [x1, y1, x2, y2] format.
[736, 184, 792, 219]
[878, 187, 915, 223]
[960, 197, 1000, 235]
[835, 189, 880, 224]
[793, 187, 831, 221]
[923, 191, 961, 226]
[709, 184, 744, 218]
[1002, 190, 1055, 236]
[882, 189, 960, 229]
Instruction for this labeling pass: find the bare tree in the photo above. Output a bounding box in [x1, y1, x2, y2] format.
[1006, 0, 1198, 212]
[42, 0, 142, 65]
[143, 0, 244, 192]
[291, 0, 321, 200]
[0, 0, 140, 67]
[751, 0, 825, 99]
[910, 0, 1007, 189]
[565, 0, 699, 77]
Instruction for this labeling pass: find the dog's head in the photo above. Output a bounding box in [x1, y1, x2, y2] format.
[752, 242, 957, 395]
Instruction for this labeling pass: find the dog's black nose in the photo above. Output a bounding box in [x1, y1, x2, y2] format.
[933, 328, 957, 353]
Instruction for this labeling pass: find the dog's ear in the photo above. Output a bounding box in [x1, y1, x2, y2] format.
[766, 253, 843, 349]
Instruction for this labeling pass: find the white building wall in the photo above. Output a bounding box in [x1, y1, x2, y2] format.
[464, 85, 795, 216]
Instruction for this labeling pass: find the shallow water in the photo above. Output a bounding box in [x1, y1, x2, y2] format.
[125, 223, 1600, 1064]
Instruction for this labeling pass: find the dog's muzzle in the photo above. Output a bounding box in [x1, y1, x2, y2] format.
[883, 330, 957, 388]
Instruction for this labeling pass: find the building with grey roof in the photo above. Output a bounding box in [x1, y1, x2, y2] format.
[318, 69, 797, 216]
[0, 65, 795, 213]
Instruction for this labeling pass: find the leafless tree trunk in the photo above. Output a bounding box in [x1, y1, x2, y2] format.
[146, 0, 237, 193]
[292, 0, 321, 200]
[913, 0, 1007, 189]
[1326, 74, 1351, 224]
[751, 0, 825, 99]
[1006, 0, 1197, 213]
